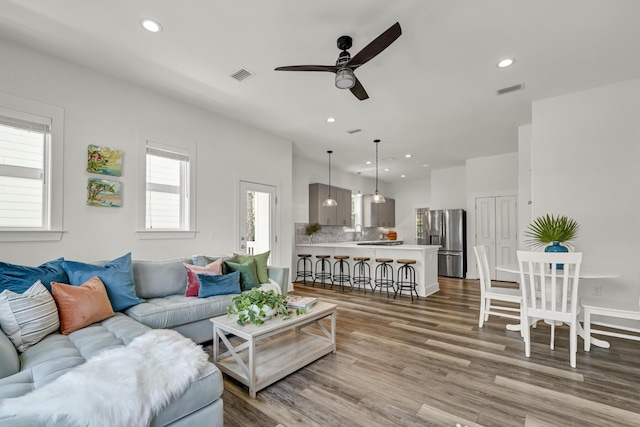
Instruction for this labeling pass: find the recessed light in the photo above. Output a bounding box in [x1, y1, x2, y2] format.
[326, 117, 336, 123]
[384, 168, 390, 172]
[365, 161, 372, 165]
[405, 154, 412, 158]
[422, 164, 429, 167]
[141, 18, 163, 33]
[497, 58, 515, 68]
[401, 175, 406, 178]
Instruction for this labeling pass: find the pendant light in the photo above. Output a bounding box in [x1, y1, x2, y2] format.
[322, 150, 338, 207]
[371, 139, 386, 203]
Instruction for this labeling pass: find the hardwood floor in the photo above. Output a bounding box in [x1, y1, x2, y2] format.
[217, 277, 640, 427]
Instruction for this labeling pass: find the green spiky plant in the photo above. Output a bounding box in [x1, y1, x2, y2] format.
[227, 288, 305, 326]
[525, 214, 580, 249]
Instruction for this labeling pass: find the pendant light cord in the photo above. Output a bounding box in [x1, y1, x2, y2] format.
[375, 140, 380, 193]
[328, 150, 332, 197]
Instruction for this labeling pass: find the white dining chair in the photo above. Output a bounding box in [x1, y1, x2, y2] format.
[517, 250, 583, 368]
[581, 296, 640, 351]
[474, 245, 521, 328]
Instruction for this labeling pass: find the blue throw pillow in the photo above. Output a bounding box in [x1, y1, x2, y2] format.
[62, 253, 143, 312]
[0, 258, 68, 293]
[197, 271, 241, 298]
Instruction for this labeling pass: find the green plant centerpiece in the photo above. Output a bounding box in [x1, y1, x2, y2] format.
[525, 214, 580, 250]
[227, 288, 305, 326]
[304, 223, 321, 244]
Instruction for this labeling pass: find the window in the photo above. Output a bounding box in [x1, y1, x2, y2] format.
[137, 135, 196, 239]
[0, 93, 64, 241]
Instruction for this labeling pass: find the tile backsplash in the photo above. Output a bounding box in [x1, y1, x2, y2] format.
[295, 223, 386, 244]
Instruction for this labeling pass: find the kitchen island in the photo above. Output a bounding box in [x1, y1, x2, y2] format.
[295, 242, 441, 297]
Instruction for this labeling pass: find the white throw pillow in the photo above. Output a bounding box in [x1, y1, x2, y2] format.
[0, 280, 60, 352]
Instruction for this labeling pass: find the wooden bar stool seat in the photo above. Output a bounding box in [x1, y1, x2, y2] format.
[374, 258, 395, 296]
[395, 259, 418, 300]
[352, 257, 373, 293]
[294, 254, 313, 285]
[313, 255, 332, 287]
[332, 255, 351, 291]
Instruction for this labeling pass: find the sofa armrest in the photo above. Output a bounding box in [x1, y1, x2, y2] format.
[0, 327, 20, 379]
[267, 266, 289, 297]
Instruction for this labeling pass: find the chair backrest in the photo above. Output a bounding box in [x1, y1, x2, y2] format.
[474, 245, 492, 294]
[516, 250, 583, 322]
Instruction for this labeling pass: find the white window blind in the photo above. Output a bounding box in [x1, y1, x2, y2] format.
[0, 114, 50, 228]
[145, 144, 190, 230]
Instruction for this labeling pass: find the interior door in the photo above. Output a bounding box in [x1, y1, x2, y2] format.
[475, 197, 497, 278]
[239, 181, 276, 263]
[475, 195, 517, 280]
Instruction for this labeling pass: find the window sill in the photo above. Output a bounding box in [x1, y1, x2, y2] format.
[136, 230, 197, 240]
[0, 230, 64, 242]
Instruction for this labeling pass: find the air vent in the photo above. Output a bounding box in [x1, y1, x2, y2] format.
[230, 68, 255, 82]
[497, 83, 525, 95]
[346, 128, 362, 134]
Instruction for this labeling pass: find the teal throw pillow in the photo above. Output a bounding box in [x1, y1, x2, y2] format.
[224, 259, 259, 291]
[234, 251, 270, 284]
[62, 252, 143, 312]
[197, 271, 241, 298]
[0, 258, 68, 293]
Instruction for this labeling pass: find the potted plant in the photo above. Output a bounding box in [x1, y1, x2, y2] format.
[227, 288, 305, 326]
[524, 214, 580, 252]
[304, 223, 321, 244]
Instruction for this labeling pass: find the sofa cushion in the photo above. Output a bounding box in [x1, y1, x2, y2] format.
[224, 259, 259, 291]
[0, 258, 68, 293]
[234, 251, 271, 284]
[184, 258, 225, 297]
[52, 277, 115, 335]
[125, 294, 236, 329]
[0, 281, 60, 352]
[63, 253, 142, 312]
[198, 271, 241, 297]
[133, 258, 190, 298]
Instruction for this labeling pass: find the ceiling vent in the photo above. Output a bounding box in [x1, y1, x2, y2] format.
[346, 128, 362, 134]
[496, 83, 525, 95]
[230, 68, 255, 82]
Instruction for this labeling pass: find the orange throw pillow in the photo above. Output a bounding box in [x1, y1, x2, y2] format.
[51, 276, 115, 335]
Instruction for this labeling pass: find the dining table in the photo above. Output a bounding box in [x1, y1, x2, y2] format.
[495, 263, 621, 348]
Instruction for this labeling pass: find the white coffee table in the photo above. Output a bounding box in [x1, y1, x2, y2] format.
[210, 301, 336, 398]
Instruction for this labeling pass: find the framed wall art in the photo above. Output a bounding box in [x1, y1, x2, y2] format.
[87, 178, 122, 207]
[87, 145, 122, 176]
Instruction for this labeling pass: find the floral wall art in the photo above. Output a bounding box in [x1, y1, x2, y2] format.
[87, 178, 122, 207]
[87, 144, 122, 176]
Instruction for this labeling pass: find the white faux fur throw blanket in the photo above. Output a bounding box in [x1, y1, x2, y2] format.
[0, 329, 209, 427]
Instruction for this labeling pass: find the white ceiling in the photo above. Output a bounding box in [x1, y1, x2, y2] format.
[2, 0, 640, 183]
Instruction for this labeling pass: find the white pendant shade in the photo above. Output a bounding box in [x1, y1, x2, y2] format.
[371, 191, 386, 204]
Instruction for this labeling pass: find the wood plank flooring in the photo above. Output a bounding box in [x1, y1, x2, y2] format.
[215, 277, 640, 427]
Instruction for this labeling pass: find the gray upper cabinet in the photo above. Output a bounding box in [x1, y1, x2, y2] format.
[309, 183, 352, 226]
[362, 195, 395, 227]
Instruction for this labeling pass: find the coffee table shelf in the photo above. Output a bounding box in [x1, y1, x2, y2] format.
[211, 301, 336, 397]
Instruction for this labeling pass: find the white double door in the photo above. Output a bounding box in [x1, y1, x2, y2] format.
[475, 195, 517, 280]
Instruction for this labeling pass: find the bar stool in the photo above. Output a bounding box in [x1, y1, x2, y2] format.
[352, 257, 373, 293]
[332, 255, 351, 291]
[395, 259, 418, 301]
[313, 255, 332, 287]
[294, 254, 313, 285]
[374, 258, 395, 296]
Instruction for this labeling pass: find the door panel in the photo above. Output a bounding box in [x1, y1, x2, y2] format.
[239, 181, 276, 263]
[475, 197, 497, 277]
[496, 195, 518, 267]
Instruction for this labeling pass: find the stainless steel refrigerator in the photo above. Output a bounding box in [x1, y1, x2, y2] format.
[424, 209, 467, 278]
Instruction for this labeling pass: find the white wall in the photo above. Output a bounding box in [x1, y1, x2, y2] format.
[389, 178, 431, 244]
[430, 166, 466, 209]
[531, 78, 640, 305]
[465, 153, 519, 278]
[0, 39, 293, 269]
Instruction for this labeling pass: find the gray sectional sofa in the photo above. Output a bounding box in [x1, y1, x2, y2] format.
[0, 254, 289, 427]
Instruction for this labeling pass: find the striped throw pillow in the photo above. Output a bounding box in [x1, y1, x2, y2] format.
[0, 280, 60, 352]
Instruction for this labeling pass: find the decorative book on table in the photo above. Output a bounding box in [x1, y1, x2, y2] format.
[286, 296, 317, 310]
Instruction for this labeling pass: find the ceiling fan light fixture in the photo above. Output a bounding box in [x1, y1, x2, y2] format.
[335, 68, 355, 89]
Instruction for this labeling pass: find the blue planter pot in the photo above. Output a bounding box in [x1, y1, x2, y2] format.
[544, 241, 568, 269]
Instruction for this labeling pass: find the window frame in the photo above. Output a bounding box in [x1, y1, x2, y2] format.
[136, 133, 197, 240]
[0, 92, 64, 242]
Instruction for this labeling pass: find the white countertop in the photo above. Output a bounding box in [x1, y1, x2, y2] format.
[296, 242, 440, 251]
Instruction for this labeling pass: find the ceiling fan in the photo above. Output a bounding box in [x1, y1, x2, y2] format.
[274, 22, 402, 100]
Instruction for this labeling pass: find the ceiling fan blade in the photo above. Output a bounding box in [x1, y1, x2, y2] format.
[347, 22, 402, 70]
[350, 77, 369, 100]
[274, 65, 338, 73]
